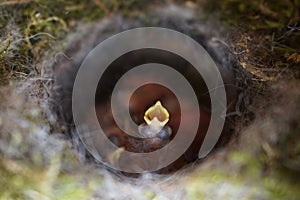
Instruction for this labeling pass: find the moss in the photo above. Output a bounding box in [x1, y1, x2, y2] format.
[186, 151, 300, 200]
[203, 0, 300, 80]
[52, 173, 101, 200]
[263, 177, 300, 200]
[0, 87, 103, 199]
[229, 152, 261, 178]
[0, 0, 154, 85]
[144, 189, 157, 199]
[187, 80, 300, 200]
[204, 0, 297, 30]
[0, 156, 101, 200]
[186, 169, 267, 200]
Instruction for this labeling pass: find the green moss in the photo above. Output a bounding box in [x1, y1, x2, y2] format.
[0, 0, 153, 85]
[204, 0, 297, 30]
[263, 177, 300, 200]
[186, 170, 265, 200]
[0, 156, 101, 200]
[229, 152, 261, 178]
[144, 189, 157, 199]
[0, 157, 45, 199]
[52, 174, 101, 200]
[203, 0, 300, 79]
[187, 151, 300, 200]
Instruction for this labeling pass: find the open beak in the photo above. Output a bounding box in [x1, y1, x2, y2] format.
[144, 101, 169, 133]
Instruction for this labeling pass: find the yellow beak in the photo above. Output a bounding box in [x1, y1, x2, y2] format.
[144, 101, 169, 133]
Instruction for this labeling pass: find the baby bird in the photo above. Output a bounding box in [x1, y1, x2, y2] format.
[138, 101, 172, 139]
